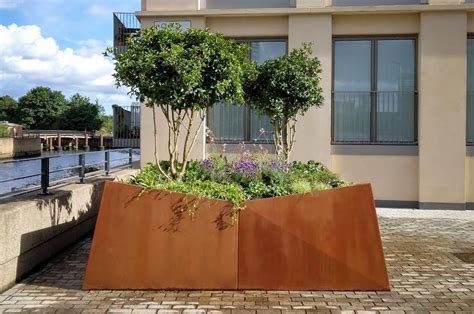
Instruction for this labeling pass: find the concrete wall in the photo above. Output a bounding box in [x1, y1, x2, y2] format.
[0, 138, 41, 159]
[418, 12, 467, 208]
[467, 156, 474, 208]
[0, 170, 137, 293]
[289, 14, 332, 166]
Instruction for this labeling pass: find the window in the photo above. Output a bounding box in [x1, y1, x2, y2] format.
[468, 38, 474, 145]
[332, 37, 417, 144]
[207, 40, 287, 143]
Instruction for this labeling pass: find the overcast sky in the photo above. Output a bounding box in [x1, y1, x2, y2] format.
[0, 0, 141, 114]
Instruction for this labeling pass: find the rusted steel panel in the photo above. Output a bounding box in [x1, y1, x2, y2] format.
[238, 184, 390, 291]
[83, 181, 239, 290]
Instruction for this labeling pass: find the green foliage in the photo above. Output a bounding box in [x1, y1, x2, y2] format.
[130, 157, 349, 221]
[99, 115, 113, 135]
[114, 24, 249, 111]
[112, 24, 251, 179]
[0, 124, 9, 138]
[17, 87, 68, 129]
[59, 94, 104, 131]
[289, 179, 312, 194]
[0, 96, 18, 123]
[245, 43, 324, 161]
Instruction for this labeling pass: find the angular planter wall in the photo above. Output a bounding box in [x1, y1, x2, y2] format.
[239, 184, 389, 290]
[83, 182, 238, 290]
[83, 181, 389, 291]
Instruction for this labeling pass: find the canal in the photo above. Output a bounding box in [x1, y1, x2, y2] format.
[0, 149, 140, 197]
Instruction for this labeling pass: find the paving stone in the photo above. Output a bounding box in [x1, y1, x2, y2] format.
[1, 216, 474, 312]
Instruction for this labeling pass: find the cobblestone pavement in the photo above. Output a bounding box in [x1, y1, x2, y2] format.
[1, 213, 474, 313]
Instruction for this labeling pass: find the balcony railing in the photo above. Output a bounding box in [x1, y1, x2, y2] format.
[113, 12, 141, 54]
[468, 91, 474, 145]
[332, 91, 417, 144]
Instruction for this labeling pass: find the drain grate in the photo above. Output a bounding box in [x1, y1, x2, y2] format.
[452, 252, 474, 263]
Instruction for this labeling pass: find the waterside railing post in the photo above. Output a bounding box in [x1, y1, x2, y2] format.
[40, 157, 50, 195]
[105, 151, 110, 175]
[79, 154, 85, 184]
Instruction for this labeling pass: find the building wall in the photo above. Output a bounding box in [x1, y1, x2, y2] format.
[138, 2, 474, 208]
[289, 14, 332, 166]
[418, 11, 467, 208]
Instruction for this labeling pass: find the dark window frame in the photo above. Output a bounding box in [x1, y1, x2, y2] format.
[206, 37, 288, 144]
[331, 35, 419, 146]
[467, 35, 474, 146]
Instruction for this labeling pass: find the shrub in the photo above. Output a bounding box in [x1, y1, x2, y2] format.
[0, 124, 9, 138]
[245, 43, 324, 161]
[111, 24, 250, 179]
[130, 156, 349, 220]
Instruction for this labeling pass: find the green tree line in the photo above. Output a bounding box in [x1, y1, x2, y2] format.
[0, 87, 113, 133]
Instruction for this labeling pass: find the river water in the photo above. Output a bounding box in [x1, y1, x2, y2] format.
[0, 149, 140, 197]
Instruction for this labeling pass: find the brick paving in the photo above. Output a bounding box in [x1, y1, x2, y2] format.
[1, 213, 474, 313]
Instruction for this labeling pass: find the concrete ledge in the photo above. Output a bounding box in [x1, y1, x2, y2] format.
[0, 169, 138, 293]
[377, 200, 473, 210]
[419, 202, 467, 210]
[376, 200, 419, 208]
[332, 145, 418, 156]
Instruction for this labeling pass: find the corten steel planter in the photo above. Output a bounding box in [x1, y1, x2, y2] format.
[83, 181, 239, 290]
[238, 184, 389, 291]
[83, 181, 389, 291]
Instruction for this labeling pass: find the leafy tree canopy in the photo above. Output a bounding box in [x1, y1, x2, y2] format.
[245, 43, 324, 161]
[99, 115, 113, 135]
[113, 24, 250, 111]
[59, 94, 104, 131]
[111, 24, 251, 179]
[17, 87, 68, 129]
[0, 95, 18, 123]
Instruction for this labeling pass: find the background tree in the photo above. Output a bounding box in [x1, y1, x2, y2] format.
[245, 43, 324, 162]
[112, 24, 249, 179]
[59, 94, 103, 131]
[0, 96, 19, 123]
[17, 87, 67, 129]
[99, 115, 113, 135]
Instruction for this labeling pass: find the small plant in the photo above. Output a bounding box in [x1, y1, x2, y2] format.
[130, 156, 348, 221]
[245, 43, 324, 162]
[0, 124, 10, 138]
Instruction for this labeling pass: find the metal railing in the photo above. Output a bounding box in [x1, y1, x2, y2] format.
[0, 149, 138, 198]
[332, 91, 417, 144]
[113, 105, 140, 148]
[468, 91, 474, 145]
[113, 12, 140, 54]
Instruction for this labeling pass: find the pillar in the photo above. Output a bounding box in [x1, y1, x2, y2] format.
[56, 131, 62, 152]
[418, 11, 467, 209]
[84, 131, 90, 152]
[99, 134, 105, 151]
[288, 14, 332, 167]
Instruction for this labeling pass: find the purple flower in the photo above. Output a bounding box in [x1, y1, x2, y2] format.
[201, 158, 214, 171]
[266, 160, 288, 172]
[234, 160, 259, 176]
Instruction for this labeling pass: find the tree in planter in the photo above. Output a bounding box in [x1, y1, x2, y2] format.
[111, 24, 249, 179]
[245, 43, 324, 162]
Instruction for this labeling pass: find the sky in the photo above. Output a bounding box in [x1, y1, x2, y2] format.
[0, 0, 141, 114]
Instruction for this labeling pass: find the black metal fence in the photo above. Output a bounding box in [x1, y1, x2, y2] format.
[0, 149, 140, 198]
[113, 105, 140, 148]
[113, 12, 140, 54]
